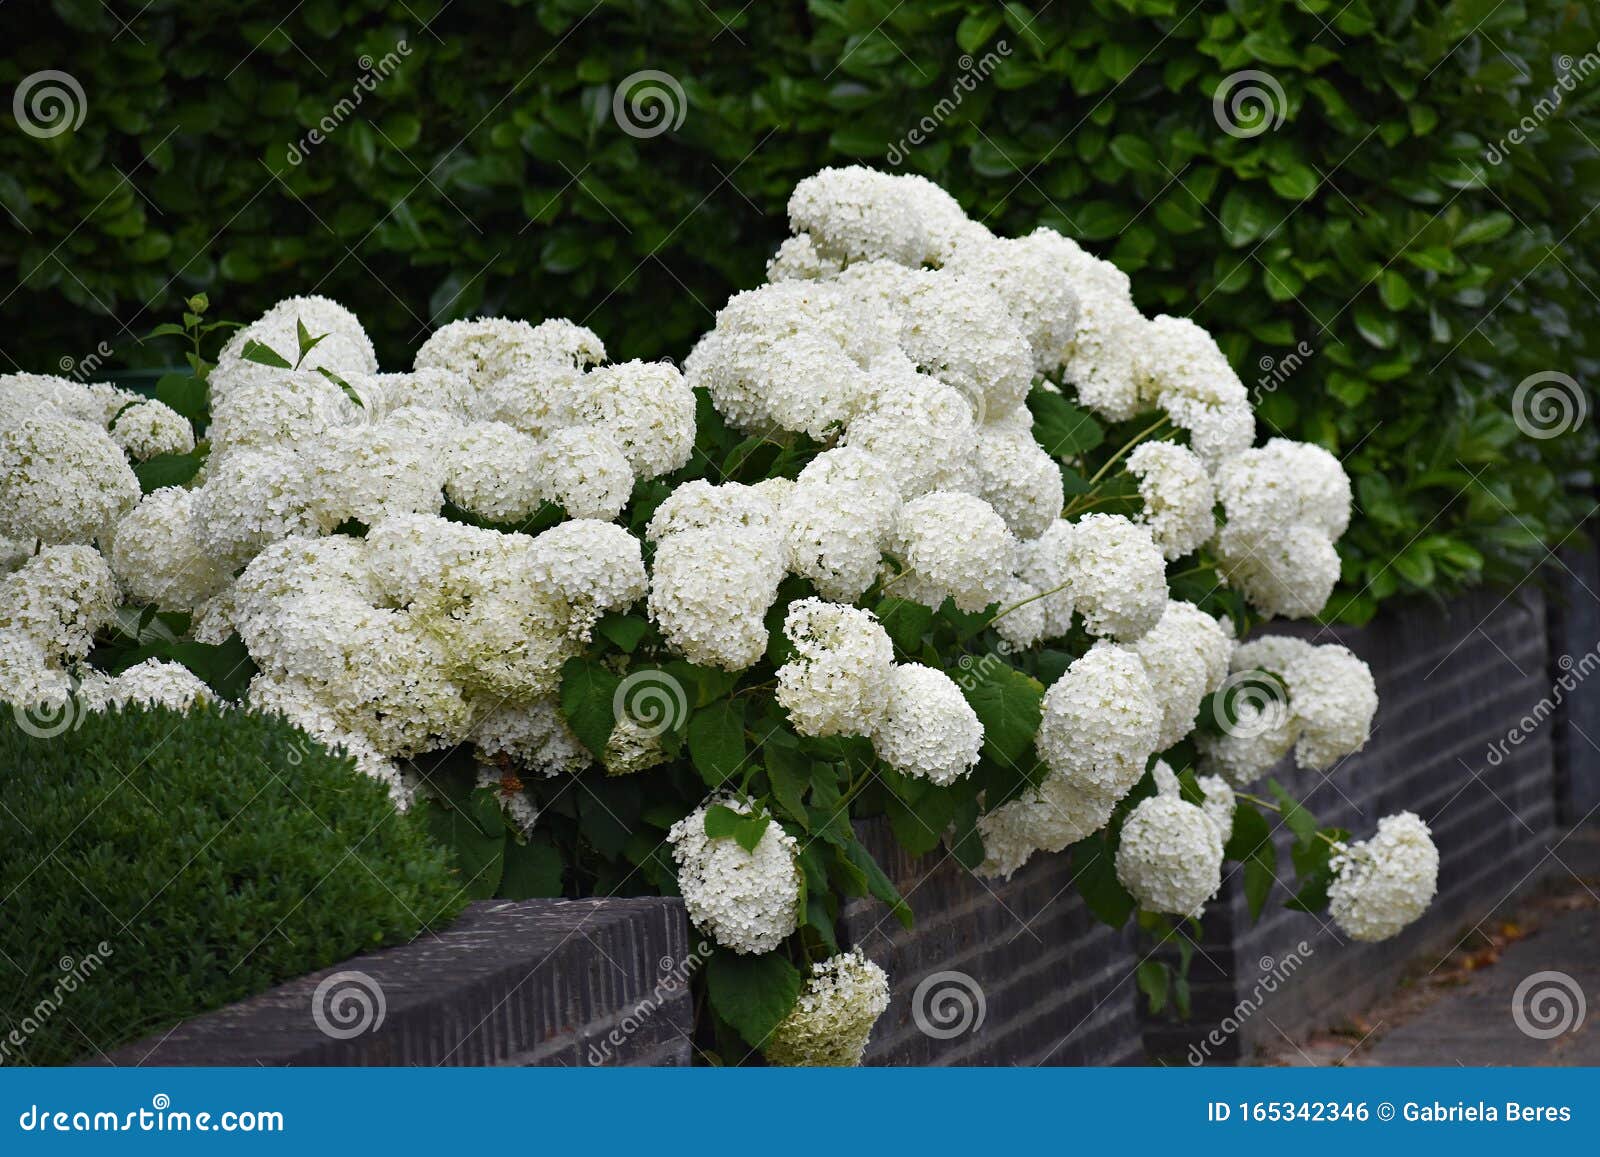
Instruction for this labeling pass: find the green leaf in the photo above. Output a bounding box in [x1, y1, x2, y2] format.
[154, 373, 208, 427]
[704, 803, 770, 852]
[1074, 832, 1136, 927]
[423, 794, 506, 901]
[1137, 959, 1170, 1013]
[558, 657, 622, 758]
[875, 597, 934, 655]
[239, 338, 291, 368]
[957, 661, 1044, 767]
[766, 745, 812, 826]
[1028, 388, 1104, 457]
[499, 838, 564, 899]
[133, 451, 205, 493]
[595, 613, 650, 653]
[688, 699, 747, 787]
[1243, 853, 1275, 920]
[704, 949, 802, 1050]
[847, 839, 913, 929]
[1266, 779, 1317, 848]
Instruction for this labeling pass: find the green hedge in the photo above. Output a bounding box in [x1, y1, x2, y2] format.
[4, 0, 1596, 620]
[0, 704, 464, 1064]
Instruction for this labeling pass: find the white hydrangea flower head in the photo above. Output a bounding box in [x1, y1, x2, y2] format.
[889, 490, 1014, 613]
[107, 399, 195, 461]
[1215, 438, 1352, 540]
[570, 360, 696, 478]
[444, 421, 545, 524]
[1036, 642, 1160, 800]
[91, 658, 213, 712]
[247, 673, 408, 803]
[976, 771, 1119, 879]
[308, 419, 447, 527]
[0, 417, 140, 545]
[1214, 520, 1340, 620]
[991, 575, 1048, 652]
[415, 316, 604, 392]
[0, 372, 124, 427]
[1115, 761, 1226, 917]
[668, 798, 802, 954]
[776, 599, 895, 738]
[1131, 600, 1235, 751]
[1055, 240, 1145, 419]
[843, 359, 977, 497]
[1328, 812, 1438, 942]
[206, 369, 356, 452]
[0, 630, 72, 709]
[349, 367, 476, 419]
[1198, 774, 1236, 845]
[1281, 643, 1378, 770]
[527, 519, 647, 618]
[1061, 513, 1167, 641]
[216, 296, 377, 386]
[470, 695, 590, 777]
[869, 662, 982, 786]
[647, 488, 785, 671]
[766, 232, 844, 282]
[788, 165, 928, 266]
[890, 269, 1034, 422]
[110, 486, 233, 612]
[1126, 441, 1215, 560]
[781, 446, 901, 601]
[764, 949, 891, 1067]
[970, 426, 1064, 541]
[1015, 520, 1075, 640]
[530, 426, 634, 522]
[892, 172, 991, 265]
[191, 446, 329, 569]
[0, 544, 119, 661]
[944, 227, 1083, 372]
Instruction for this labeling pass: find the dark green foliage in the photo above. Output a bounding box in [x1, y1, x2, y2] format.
[4, 1, 1595, 614]
[0, 704, 464, 1065]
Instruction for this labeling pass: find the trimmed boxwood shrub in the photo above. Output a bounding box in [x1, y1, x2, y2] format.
[0, 704, 465, 1065]
[2, 0, 1596, 619]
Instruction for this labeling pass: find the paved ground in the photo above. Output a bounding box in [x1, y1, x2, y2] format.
[1265, 828, 1600, 1066]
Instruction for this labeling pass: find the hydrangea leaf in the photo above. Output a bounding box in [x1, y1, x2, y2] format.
[705, 949, 802, 1051]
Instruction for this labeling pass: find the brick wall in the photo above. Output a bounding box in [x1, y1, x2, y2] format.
[1145, 586, 1562, 1063]
[1552, 540, 1600, 824]
[844, 818, 1144, 1066]
[102, 898, 694, 1067]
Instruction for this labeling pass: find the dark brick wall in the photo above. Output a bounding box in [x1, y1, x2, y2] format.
[1552, 539, 1600, 824]
[100, 898, 694, 1067]
[1146, 586, 1562, 1063]
[844, 818, 1144, 1066]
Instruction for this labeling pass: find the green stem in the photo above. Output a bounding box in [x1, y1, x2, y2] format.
[1237, 792, 1343, 849]
[1085, 415, 1170, 488]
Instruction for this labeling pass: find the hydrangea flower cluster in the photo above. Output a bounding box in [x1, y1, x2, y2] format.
[1328, 812, 1440, 942]
[0, 166, 1439, 1065]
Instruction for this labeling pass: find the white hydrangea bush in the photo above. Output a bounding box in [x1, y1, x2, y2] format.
[0, 169, 1438, 1065]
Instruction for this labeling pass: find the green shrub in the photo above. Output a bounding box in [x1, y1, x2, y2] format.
[0, 704, 465, 1065]
[3, 0, 1595, 618]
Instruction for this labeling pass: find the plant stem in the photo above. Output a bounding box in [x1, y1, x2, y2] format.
[1237, 792, 1344, 849]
